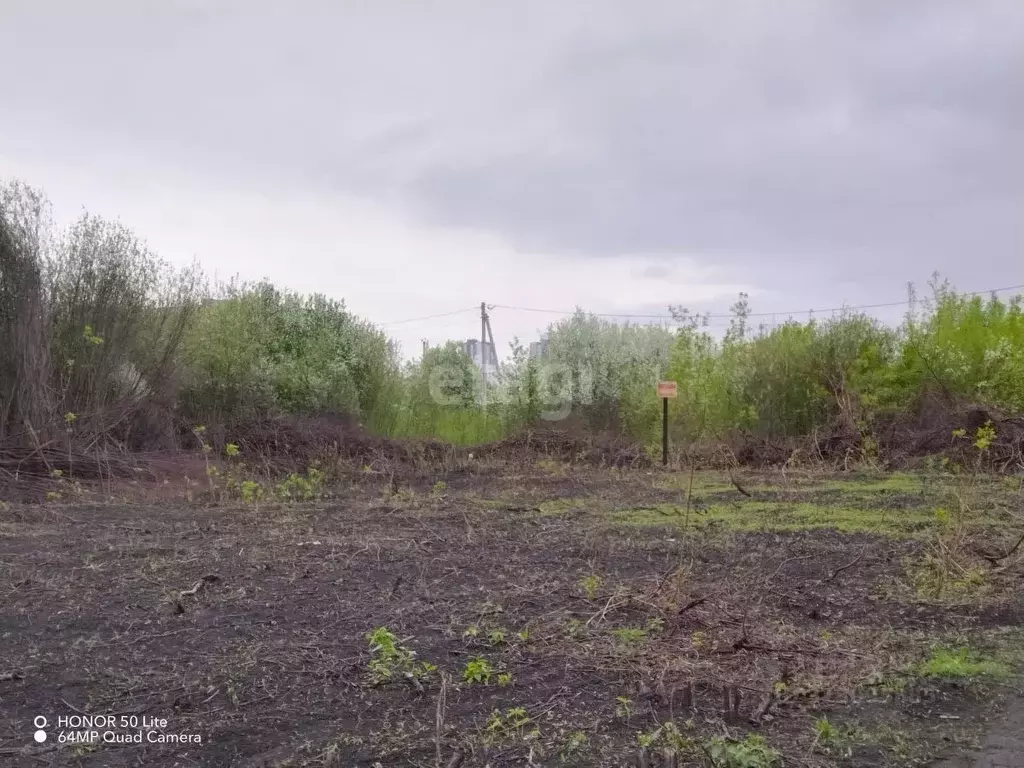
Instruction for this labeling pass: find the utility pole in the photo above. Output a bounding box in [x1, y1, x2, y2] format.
[484, 312, 499, 376]
[480, 301, 488, 409]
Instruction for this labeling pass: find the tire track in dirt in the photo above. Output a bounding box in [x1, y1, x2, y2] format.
[935, 694, 1024, 768]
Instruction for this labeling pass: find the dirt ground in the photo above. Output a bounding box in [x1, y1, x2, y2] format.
[2, 463, 1023, 767]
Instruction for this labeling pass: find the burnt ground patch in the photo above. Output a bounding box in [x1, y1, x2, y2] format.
[1, 467, 1023, 766]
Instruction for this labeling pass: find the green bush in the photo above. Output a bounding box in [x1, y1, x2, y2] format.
[897, 279, 1024, 411]
[180, 281, 399, 427]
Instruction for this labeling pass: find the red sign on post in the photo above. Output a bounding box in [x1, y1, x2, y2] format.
[657, 381, 678, 398]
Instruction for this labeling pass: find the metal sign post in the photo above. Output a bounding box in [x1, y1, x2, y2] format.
[657, 381, 678, 466]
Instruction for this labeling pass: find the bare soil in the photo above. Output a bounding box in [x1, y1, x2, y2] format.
[1, 464, 1023, 767]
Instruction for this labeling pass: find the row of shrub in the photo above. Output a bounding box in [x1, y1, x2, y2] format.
[531, 284, 1022, 453]
[2, 180, 1022, 456]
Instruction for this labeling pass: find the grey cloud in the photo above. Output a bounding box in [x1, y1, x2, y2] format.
[400, 2, 1023, 290]
[1, 0, 1021, 304]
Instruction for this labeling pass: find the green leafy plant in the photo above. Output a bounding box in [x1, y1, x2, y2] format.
[974, 421, 996, 452]
[812, 718, 858, 757]
[276, 466, 326, 501]
[239, 479, 265, 504]
[610, 626, 648, 650]
[704, 734, 781, 768]
[560, 730, 588, 760]
[578, 574, 602, 600]
[81, 323, 104, 346]
[487, 629, 507, 646]
[645, 617, 665, 634]
[614, 696, 634, 720]
[462, 657, 493, 684]
[566, 618, 587, 640]
[637, 721, 691, 752]
[365, 627, 435, 686]
[484, 707, 538, 744]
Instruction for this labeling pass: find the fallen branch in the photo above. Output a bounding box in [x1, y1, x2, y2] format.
[986, 531, 1024, 565]
[821, 544, 869, 584]
[586, 593, 625, 627]
[677, 596, 707, 616]
[179, 574, 221, 598]
[728, 468, 752, 497]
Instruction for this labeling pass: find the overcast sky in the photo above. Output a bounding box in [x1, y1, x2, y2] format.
[2, 0, 1021, 358]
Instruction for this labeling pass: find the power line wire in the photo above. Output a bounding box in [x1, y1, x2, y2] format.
[490, 304, 668, 319]
[380, 306, 478, 326]
[375, 282, 1024, 329]
[491, 282, 1024, 321]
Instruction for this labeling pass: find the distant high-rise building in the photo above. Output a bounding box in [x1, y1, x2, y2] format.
[463, 338, 499, 370]
[528, 334, 549, 359]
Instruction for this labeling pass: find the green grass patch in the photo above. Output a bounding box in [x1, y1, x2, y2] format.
[914, 646, 1012, 681]
[652, 472, 741, 494]
[537, 498, 589, 516]
[612, 500, 936, 536]
[385, 407, 509, 444]
[814, 472, 923, 494]
[905, 553, 991, 602]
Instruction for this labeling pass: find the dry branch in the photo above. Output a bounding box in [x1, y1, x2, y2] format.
[821, 544, 869, 584]
[179, 574, 220, 598]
